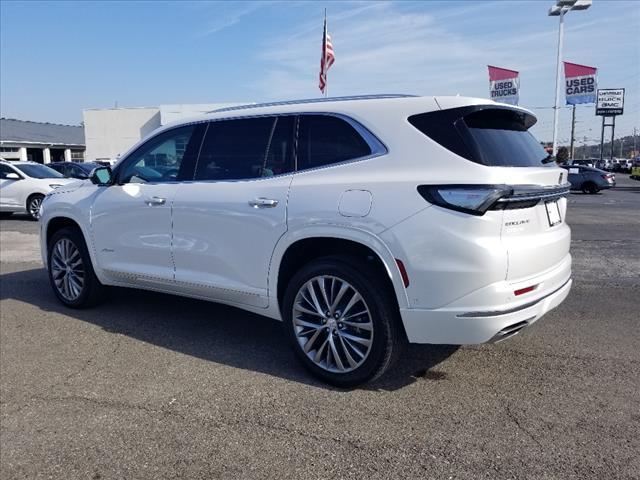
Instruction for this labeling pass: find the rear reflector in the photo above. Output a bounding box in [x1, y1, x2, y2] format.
[514, 285, 537, 296]
[395, 259, 410, 288]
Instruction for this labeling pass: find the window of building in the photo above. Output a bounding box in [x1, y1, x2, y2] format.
[0, 147, 19, 153]
[296, 115, 372, 171]
[194, 116, 295, 181]
[70, 150, 85, 161]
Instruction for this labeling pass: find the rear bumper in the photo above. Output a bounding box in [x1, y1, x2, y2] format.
[400, 276, 572, 345]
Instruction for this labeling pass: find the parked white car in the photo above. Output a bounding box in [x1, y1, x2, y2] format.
[0, 161, 76, 219]
[39, 95, 572, 386]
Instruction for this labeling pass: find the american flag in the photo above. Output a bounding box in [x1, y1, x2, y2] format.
[318, 15, 335, 94]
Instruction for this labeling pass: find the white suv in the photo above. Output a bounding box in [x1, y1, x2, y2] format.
[0, 161, 76, 219]
[39, 95, 572, 386]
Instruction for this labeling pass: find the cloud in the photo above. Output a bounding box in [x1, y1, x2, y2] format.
[195, 1, 265, 37]
[246, 1, 638, 140]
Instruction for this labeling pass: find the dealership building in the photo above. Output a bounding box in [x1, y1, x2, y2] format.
[83, 103, 245, 162]
[0, 118, 85, 163]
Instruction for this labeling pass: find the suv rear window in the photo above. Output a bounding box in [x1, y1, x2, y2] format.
[408, 106, 552, 168]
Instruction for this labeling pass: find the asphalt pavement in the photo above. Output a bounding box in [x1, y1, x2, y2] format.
[1, 176, 639, 479]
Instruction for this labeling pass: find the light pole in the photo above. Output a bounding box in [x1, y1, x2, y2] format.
[549, 0, 592, 157]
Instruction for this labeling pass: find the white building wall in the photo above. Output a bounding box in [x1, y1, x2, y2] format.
[159, 103, 245, 125]
[83, 103, 248, 163]
[83, 107, 161, 162]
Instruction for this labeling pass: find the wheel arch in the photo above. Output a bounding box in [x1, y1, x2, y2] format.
[25, 191, 46, 209]
[43, 215, 101, 280]
[270, 226, 410, 316]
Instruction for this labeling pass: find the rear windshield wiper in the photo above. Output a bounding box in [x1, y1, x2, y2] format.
[541, 154, 556, 164]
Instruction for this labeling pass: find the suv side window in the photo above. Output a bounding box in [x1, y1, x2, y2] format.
[119, 124, 202, 184]
[297, 115, 372, 170]
[194, 116, 295, 181]
[57, 164, 70, 176]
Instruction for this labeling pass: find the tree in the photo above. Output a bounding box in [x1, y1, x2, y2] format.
[556, 146, 569, 164]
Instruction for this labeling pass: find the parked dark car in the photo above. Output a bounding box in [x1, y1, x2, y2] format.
[48, 162, 103, 179]
[560, 165, 616, 194]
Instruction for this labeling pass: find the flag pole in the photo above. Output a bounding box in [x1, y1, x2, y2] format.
[324, 8, 328, 98]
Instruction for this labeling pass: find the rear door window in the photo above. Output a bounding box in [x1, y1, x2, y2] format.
[409, 107, 552, 168]
[194, 116, 295, 181]
[296, 115, 371, 170]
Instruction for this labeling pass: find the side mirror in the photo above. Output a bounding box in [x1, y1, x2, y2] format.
[90, 166, 113, 186]
[5, 172, 21, 180]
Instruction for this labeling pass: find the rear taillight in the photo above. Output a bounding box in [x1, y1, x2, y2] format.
[417, 184, 570, 216]
[417, 185, 510, 216]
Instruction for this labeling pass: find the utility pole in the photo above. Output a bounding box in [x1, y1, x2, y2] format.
[569, 104, 576, 159]
[551, 9, 565, 157]
[548, 0, 592, 156]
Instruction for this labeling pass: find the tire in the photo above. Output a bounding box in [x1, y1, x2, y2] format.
[282, 255, 404, 387]
[47, 226, 106, 308]
[581, 182, 598, 194]
[26, 194, 45, 220]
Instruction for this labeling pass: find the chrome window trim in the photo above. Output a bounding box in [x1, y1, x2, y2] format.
[114, 112, 388, 186]
[182, 112, 388, 185]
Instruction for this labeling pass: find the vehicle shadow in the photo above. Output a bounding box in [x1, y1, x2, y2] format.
[612, 184, 640, 193]
[0, 213, 35, 221]
[0, 267, 458, 392]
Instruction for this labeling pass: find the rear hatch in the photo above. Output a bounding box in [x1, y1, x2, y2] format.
[409, 103, 571, 281]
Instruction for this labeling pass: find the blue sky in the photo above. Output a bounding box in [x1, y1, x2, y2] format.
[1, 0, 638, 144]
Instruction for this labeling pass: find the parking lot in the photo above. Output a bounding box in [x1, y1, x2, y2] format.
[1, 177, 638, 479]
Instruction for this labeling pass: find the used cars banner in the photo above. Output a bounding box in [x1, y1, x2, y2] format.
[564, 61, 597, 105]
[488, 65, 519, 105]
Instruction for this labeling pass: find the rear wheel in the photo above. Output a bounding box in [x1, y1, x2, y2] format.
[582, 182, 598, 194]
[47, 227, 106, 308]
[283, 255, 403, 387]
[27, 194, 45, 220]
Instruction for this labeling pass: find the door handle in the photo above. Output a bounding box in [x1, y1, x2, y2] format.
[248, 198, 279, 208]
[145, 196, 166, 206]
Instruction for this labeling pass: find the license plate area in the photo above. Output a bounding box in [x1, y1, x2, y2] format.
[545, 200, 562, 227]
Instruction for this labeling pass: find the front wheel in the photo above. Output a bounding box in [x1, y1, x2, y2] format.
[283, 255, 404, 387]
[27, 194, 45, 220]
[47, 227, 106, 308]
[582, 182, 599, 194]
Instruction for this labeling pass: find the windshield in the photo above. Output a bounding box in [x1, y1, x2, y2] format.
[14, 164, 64, 179]
[77, 163, 100, 173]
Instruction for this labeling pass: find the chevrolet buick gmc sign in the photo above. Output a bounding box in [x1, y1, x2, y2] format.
[596, 89, 625, 116]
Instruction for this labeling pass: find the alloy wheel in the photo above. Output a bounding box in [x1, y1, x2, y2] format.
[292, 275, 374, 373]
[50, 238, 85, 301]
[29, 196, 43, 219]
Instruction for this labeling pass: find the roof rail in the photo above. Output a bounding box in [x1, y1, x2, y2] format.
[209, 94, 418, 113]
